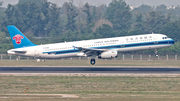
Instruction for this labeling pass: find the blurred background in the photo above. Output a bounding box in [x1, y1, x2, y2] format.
[0, 0, 180, 55]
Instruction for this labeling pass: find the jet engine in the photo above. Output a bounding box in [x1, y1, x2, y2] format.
[98, 50, 118, 59]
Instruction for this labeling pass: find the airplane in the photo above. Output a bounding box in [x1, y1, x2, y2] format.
[7, 25, 175, 65]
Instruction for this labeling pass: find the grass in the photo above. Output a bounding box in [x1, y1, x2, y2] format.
[1, 98, 180, 101]
[1, 60, 180, 100]
[0, 60, 180, 67]
[0, 76, 180, 101]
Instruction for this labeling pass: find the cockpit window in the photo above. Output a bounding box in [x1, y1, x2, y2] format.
[162, 37, 167, 39]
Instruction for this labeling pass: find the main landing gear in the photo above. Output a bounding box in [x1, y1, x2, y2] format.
[36, 59, 46, 62]
[155, 49, 158, 57]
[90, 58, 96, 65]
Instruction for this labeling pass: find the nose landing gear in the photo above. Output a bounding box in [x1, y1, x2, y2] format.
[155, 49, 158, 57]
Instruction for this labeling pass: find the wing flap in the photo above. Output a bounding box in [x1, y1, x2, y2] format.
[75, 47, 108, 56]
[76, 47, 107, 52]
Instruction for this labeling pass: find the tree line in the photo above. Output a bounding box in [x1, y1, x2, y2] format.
[0, 0, 180, 55]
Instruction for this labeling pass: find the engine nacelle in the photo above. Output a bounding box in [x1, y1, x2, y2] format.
[98, 50, 118, 59]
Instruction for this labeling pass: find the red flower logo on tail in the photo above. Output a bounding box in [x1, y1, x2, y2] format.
[13, 34, 24, 44]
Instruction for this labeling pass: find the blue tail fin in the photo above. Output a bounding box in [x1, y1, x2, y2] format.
[7, 25, 36, 49]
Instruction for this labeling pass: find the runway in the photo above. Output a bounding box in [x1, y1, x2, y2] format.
[1, 67, 180, 74]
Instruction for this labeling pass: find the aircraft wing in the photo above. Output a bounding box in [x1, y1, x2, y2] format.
[76, 47, 108, 56]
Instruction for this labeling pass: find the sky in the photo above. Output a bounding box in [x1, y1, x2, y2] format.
[1, 0, 180, 7]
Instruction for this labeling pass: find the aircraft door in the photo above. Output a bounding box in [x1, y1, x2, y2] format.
[153, 35, 158, 41]
[78, 44, 83, 48]
[153, 35, 158, 44]
[120, 39, 125, 47]
[34, 47, 39, 57]
[120, 39, 124, 44]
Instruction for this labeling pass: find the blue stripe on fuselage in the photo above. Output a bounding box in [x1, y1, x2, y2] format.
[43, 39, 174, 55]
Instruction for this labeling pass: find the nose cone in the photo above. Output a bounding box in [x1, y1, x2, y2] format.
[172, 39, 175, 44]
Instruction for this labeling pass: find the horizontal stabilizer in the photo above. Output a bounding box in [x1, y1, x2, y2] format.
[7, 49, 27, 54]
[13, 50, 27, 53]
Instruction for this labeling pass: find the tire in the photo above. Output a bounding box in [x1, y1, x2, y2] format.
[90, 58, 96, 65]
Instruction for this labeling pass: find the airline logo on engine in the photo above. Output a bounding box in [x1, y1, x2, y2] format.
[13, 34, 24, 44]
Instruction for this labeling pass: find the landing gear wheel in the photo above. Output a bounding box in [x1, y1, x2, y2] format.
[155, 49, 158, 57]
[90, 58, 96, 65]
[37, 59, 40, 62]
[42, 59, 45, 62]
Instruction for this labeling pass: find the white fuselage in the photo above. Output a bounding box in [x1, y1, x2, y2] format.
[7, 34, 175, 59]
